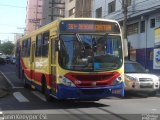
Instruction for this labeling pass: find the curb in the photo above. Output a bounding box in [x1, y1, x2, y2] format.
[156, 93, 160, 97]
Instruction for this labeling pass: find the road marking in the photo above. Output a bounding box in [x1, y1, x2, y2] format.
[13, 87, 24, 89]
[0, 111, 4, 120]
[13, 92, 29, 102]
[151, 109, 157, 111]
[0, 71, 15, 88]
[0, 71, 24, 89]
[32, 91, 47, 102]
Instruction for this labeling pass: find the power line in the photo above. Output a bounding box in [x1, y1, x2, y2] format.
[135, 0, 155, 6]
[0, 33, 23, 34]
[0, 4, 40, 9]
[0, 4, 26, 8]
[128, 4, 160, 14]
[0, 24, 25, 27]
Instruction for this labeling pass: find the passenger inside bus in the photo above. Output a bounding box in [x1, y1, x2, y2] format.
[95, 43, 105, 56]
[94, 42, 105, 69]
[75, 44, 92, 66]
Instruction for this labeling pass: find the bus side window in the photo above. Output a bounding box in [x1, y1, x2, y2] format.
[36, 34, 42, 57]
[27, 39, 31, 57]
[51, 39, 56, 64]
[22, 39, 31, 57]
[22, 40, 25, 57]
[42, 32, 49, 57]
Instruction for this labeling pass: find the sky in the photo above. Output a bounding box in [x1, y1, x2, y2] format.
[0, 0, 26, 43]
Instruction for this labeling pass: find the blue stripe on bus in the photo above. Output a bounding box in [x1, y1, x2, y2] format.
[56, 82, 124, 100]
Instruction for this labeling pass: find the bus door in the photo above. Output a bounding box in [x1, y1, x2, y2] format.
[50, 38, 57, 95]
[31, 42, 36, 81]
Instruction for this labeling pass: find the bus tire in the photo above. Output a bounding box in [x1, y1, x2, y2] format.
[22, 71, 30, 88]
[41, 78, 52, 102]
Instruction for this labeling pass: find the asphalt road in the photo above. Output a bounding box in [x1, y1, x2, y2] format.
[0, 64, 160, 120]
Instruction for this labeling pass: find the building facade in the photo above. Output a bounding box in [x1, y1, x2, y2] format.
[65, 0, 76, 17]
[26, 0, 65, 30]
[41, 0, 65, 26]
[26, 0, 92, 31]
[92, 0, 160, 74]
[26, 0, 43, 34]
[65, 0, 92, 18]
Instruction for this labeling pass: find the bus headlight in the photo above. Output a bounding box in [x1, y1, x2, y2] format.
[111, 75, 123, 85]
[59, 76, 76, 87]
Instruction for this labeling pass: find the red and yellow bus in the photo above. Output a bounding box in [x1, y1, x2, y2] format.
[16, 18, 125, 101]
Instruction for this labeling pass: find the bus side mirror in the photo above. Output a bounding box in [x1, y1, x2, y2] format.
[55, 40, 60, 51]
[124, 38, 128, 57]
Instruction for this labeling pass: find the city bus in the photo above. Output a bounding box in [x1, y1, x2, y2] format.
[16, 18, 125, 101]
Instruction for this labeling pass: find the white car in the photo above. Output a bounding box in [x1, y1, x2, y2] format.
[124, 60, 159, 96]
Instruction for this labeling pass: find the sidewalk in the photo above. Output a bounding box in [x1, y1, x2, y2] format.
[0, 71, 11, 98]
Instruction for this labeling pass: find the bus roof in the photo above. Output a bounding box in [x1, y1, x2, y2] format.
[20, 18, 120, 40]
[58, 18, 119, 23]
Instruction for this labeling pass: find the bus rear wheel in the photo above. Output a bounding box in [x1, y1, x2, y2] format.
[22, 72, 30, 88]
[41, 78, 52, 102]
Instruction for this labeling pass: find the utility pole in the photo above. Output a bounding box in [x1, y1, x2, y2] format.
[122, 0, 130, 59]
[51, 0, 54, 21]
[82, 0, 84, 17]
[122, 0, 127, 40]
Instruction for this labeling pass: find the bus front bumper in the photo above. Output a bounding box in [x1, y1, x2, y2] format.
[56, 82, 124, 100]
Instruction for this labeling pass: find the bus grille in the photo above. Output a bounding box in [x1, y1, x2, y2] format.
[65, 72, 120, 88]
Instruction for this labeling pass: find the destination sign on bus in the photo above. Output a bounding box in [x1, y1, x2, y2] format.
[60, 20, 120, 34]
[68, 24, 112, 31]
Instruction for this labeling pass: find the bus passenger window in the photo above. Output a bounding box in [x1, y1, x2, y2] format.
[22, 39, 31, 57]
[27, 39, 31, 57]
[42, 32, 49, 57]
[36, 34, 42, 57]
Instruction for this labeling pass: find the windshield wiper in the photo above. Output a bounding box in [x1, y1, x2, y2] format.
[75, 33, 82, 42]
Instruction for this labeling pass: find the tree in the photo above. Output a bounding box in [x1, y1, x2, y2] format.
[0, 41, 15, 55]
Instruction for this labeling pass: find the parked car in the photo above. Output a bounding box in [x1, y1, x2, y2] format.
[10, 57, 16, 64]
[124, 60, 159, 96]
[5, 56, 11, 64]
[0, 57, 6, 64]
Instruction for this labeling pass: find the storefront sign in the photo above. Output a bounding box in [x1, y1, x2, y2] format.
[154, 28, 160, 46]
[153, 48, 160, 69]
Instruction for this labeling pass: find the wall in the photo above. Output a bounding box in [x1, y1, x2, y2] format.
[65, 0, 76, 17]
[26, 0, 42, 34]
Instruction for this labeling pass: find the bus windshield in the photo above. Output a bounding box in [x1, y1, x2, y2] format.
[59, 34, 123, 72]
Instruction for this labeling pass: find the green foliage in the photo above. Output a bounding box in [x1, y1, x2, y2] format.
[0, 41, 15, 55]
